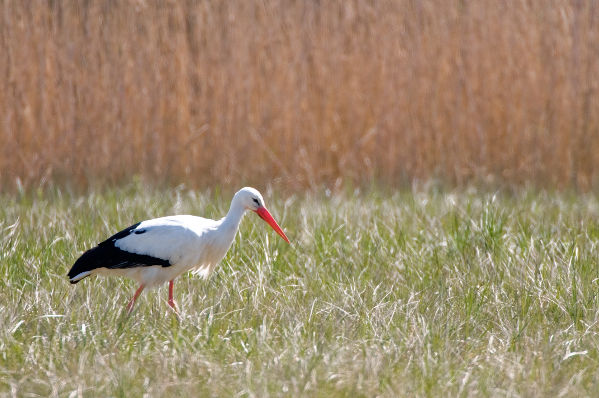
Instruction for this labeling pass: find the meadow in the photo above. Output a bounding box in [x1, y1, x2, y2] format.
[2, 185, 599, 397]
[2, 1, 599, 396]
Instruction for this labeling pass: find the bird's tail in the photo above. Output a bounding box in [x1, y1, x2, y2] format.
[68, 270, 92, 284]
[67, 246, 104, 284]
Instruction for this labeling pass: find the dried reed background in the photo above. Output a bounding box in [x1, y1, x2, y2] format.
[1, 0, 598, 191]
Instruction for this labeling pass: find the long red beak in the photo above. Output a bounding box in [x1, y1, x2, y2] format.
[255, 207, 290, 244]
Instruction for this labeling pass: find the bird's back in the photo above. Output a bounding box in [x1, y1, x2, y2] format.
[67, 215, 227, 284]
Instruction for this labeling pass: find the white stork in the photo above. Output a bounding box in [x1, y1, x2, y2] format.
[67, 187, 290, 313]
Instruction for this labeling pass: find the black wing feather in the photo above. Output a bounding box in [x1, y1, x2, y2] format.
[67, 222, 171, 284]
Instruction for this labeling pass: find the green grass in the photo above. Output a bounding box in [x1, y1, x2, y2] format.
[2, 186, 599, 397]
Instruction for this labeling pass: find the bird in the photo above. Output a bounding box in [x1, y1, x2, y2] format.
[67, 187, 290, 314]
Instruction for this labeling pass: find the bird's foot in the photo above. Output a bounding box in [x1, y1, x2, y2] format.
[168, 299, 180, 315]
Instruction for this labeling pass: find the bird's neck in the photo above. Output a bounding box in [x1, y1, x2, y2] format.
[219, 201, 247, 232]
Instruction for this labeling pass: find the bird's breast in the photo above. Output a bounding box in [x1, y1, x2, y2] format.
[187, 227, 236, 274]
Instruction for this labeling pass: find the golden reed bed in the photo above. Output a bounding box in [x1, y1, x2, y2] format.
[1, 0, 598, 191]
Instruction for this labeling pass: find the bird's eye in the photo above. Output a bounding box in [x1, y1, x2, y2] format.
[253, 198, 260, 205]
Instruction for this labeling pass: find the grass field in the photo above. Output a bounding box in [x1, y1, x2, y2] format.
[2, 186, 599, 396]
[3, 1, 599, 395]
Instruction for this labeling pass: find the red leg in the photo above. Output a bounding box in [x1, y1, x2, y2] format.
[168, 279, 179, 314]
[126, 284, 145, 313]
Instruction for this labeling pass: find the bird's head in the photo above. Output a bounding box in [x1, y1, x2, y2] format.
[234, 187, 290, 244]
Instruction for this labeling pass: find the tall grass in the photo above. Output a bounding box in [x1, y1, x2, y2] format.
[2, 186, 599, 396]
[1, 0, 599, 191]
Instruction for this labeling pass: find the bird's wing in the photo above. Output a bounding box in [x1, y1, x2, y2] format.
[68, 216, 213, 283]
[110, 215, 211, 265]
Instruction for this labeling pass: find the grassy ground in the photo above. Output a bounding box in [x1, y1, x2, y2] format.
[2, 186, 599, 397]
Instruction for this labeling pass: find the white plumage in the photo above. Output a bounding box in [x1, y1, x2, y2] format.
[67, 187, 290, 313]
